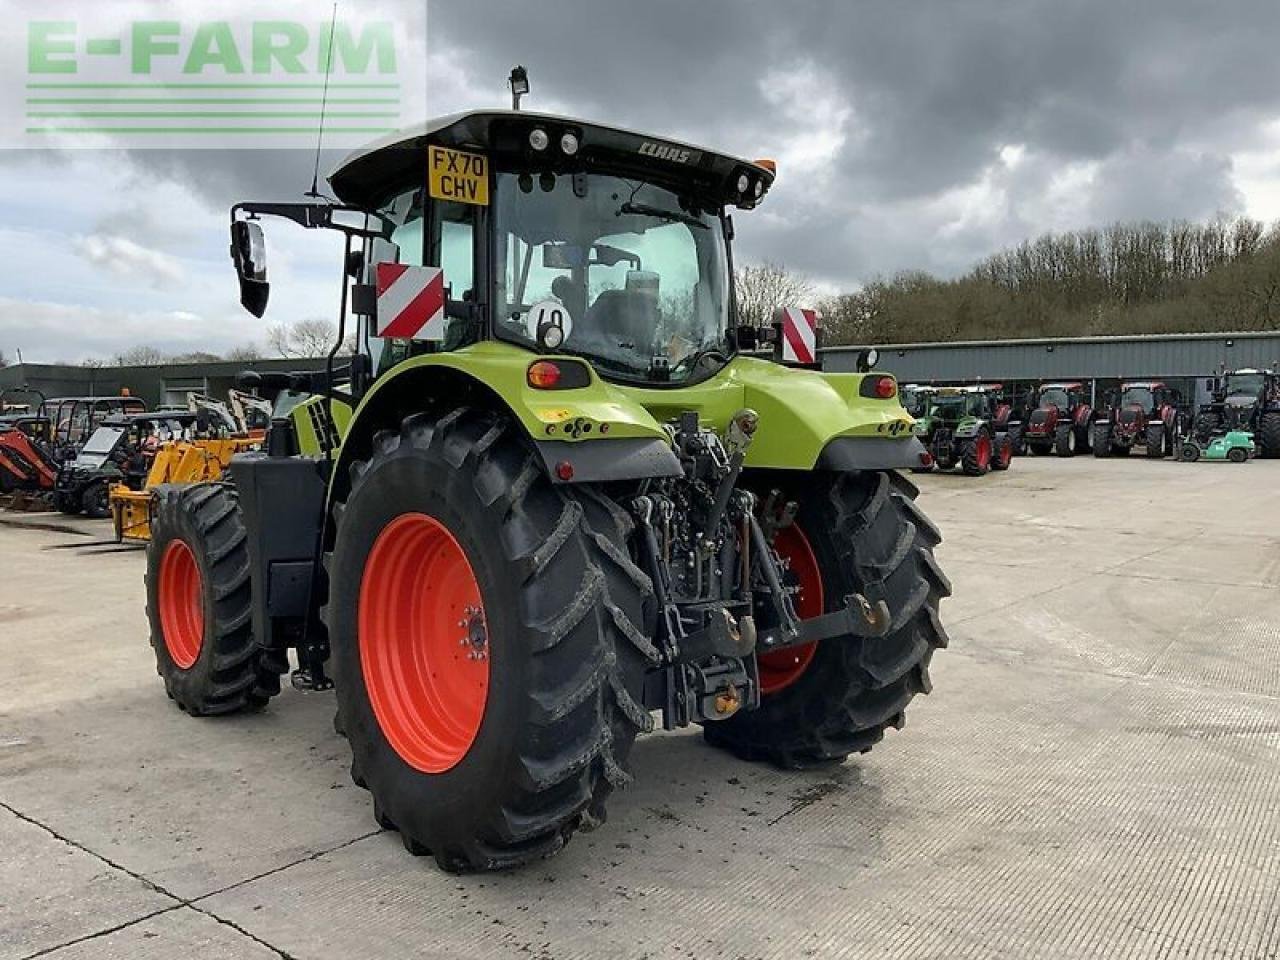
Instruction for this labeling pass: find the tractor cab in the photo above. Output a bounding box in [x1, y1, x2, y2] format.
[231, 109, 777, 410]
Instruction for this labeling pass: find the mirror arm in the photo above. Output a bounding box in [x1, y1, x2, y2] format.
[230, 201, 392, 240]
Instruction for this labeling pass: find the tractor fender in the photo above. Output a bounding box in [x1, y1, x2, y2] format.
[327, 343, 681, 506]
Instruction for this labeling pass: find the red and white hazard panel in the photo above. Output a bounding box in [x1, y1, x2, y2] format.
[374, 263, 445, 340]
[777, 306, 819, 364]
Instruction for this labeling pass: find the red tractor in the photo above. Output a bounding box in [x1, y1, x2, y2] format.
[1092, 381, 1183, 458]
[1019, 382, 1093, 457]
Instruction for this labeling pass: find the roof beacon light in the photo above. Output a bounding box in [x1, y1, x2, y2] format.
[509, 65, 529, 110]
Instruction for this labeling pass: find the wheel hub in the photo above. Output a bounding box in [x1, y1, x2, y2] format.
[359, 513, 490, 774]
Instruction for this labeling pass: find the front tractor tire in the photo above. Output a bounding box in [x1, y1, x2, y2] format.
[704, 471, 950, 768]
[1092, 424, 1112, 457]
[960, 430, 993, 476]
[1145, 423, 1166, 458]
[1054, 423, 1076, 457]
[990, 433, 1014, 471]
[146, 484, 287, 715]
[326, 409, 657, 872]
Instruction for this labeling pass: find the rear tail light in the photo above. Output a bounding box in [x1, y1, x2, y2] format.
[860, 375, 898, 399]
[526, 359, 591, 390]
[919, 451, 934, 466]
[527, 361, 561, 389]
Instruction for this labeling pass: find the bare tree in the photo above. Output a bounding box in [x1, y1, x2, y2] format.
[734, 261, 815, 327]
[225, 343, 264, 362]
[267, 318, 350, 358]
[113, 345, 167, 366]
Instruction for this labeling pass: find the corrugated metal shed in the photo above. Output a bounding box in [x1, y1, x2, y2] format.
[824, 331, 1280, 381]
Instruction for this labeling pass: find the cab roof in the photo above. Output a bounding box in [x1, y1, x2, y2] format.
[1120, 381, 1166, 390]
[1040, 382, 1083, 390]
[329, 110, 776, 211]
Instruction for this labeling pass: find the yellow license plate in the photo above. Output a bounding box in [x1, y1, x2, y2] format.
[428, 145, 489, 206]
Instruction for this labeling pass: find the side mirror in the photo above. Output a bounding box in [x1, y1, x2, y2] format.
[230, 220, 269, 318]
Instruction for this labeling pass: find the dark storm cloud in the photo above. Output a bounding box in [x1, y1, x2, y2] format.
[64, 0, 1280, 289]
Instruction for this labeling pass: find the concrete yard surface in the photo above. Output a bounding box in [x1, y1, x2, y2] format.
[1, 455, 1278, 959]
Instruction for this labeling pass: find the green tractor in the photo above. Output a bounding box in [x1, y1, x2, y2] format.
[911, 386, 1013, 475]
[142, 106, 950, 872]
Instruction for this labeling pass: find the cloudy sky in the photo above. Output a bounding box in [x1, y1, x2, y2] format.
[3, 0, 1280, 363]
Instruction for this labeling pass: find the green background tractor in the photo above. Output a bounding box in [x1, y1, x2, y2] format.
[142, 108, 950, 873]
[911, 386, 1013, 475]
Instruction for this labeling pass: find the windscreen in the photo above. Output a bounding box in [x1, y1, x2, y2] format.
[80, 426, 123, 456]
[1119, 387, 1154, 409]
[1226, 373, 1265, 399]
[1039, 388, 1070, 409]
[493, 172, 731, 383]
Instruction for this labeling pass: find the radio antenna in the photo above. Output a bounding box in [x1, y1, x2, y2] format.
[306, 2, 340, 199]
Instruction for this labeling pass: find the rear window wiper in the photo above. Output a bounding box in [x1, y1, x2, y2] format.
[617, 202, 708, 230]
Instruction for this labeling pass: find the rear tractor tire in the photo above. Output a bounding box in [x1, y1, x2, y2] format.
[146, 484, 287, 715]
[704, 470, 950, 768]
[1258, 411, 1280, 459]
[960, 430, 993, 476]
[325, 408, 657, 872]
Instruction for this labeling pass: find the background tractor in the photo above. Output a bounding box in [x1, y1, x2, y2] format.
[911, 385, 1013, 475]
[141, 105, 950, 873]
[1020, 382, 1093, 456]
[1092, 381, 1184, 458]
[1193, 368, 1280, 458]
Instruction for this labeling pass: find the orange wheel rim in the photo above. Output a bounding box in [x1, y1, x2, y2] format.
[359, 513, 490, 773]
[759, 524, 823, 695]
[159, 538, 203, 669]
[976, 434, 992, 468]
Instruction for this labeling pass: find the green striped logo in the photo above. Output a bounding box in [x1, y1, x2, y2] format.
[18, 10, 421, 147]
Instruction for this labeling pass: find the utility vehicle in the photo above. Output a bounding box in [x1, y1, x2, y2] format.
[1092, 381, 1183, 458]
[55, 411, 207, 517]
[1178, 429, 1255, 463]
[1021, 382, 1092, 456]
[143, 107, 950, 872]
[1193, 368, 1280, 458]
[910, 385, 1012, 475]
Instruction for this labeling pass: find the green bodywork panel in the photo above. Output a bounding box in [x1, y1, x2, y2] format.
[292, 393, 353, 456]
[339, 340, 914, 470]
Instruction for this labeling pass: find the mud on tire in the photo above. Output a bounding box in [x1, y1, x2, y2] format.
[146, 483, 286, 715]
[704, 471, 950, 768]
[325, 408, 657, 872]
